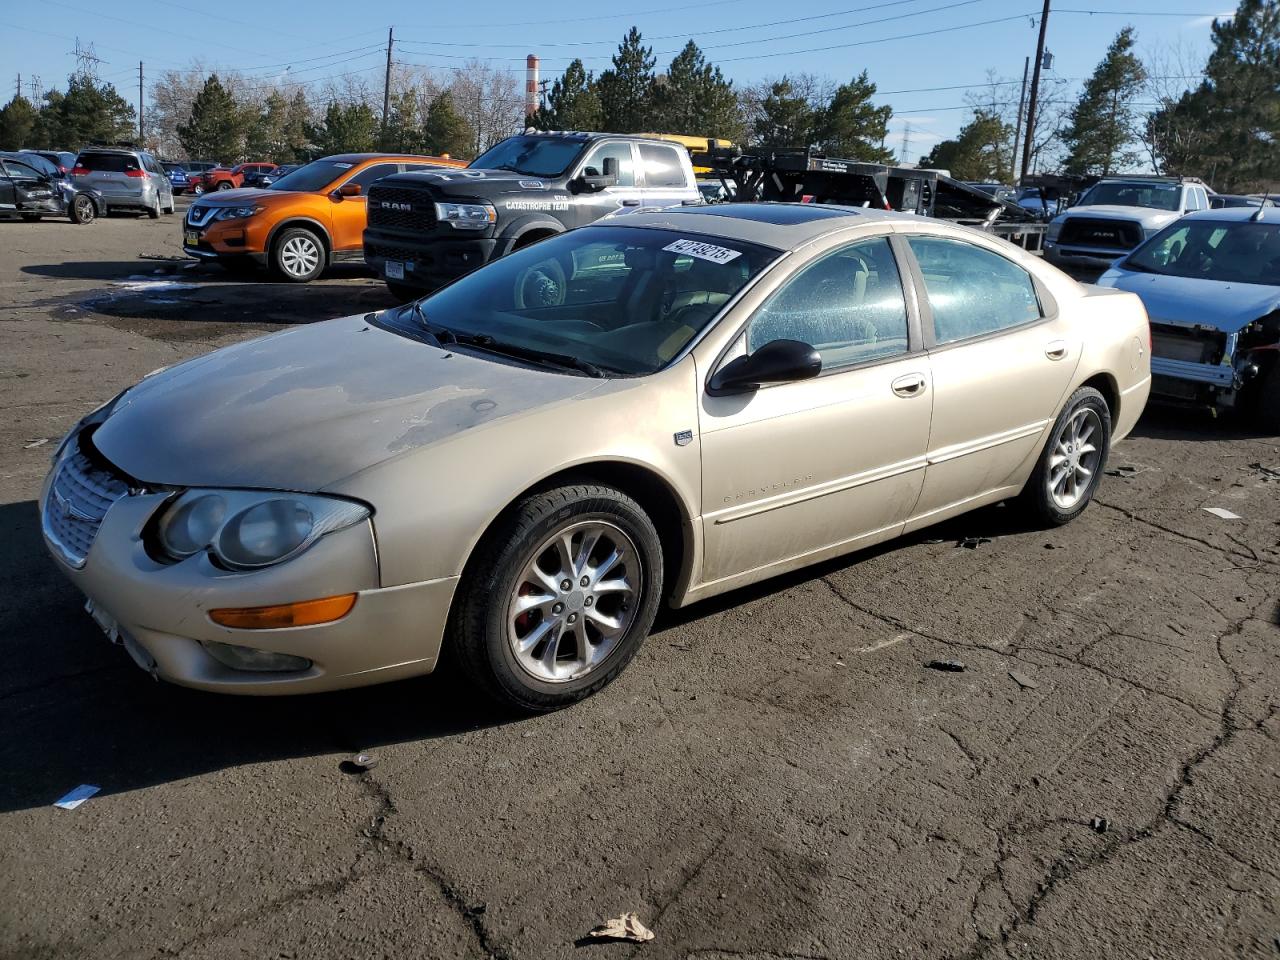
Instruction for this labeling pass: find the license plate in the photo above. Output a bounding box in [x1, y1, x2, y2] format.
[184, 229, 199, 245]
[385, 260, 404, 280]
[86, 599, 121, 644]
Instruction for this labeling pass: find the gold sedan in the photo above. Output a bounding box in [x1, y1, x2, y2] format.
[41, 204, 1151, 710]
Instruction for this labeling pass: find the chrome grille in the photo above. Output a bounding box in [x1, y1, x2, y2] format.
[367, 185, 436, 231]
[186, 205, 217, 228]
[43, 438, 130, 568]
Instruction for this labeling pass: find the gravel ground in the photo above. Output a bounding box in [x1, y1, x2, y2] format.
[1, 205, 1278, 960]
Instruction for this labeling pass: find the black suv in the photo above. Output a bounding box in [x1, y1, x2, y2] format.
[363, 131, 701, 299]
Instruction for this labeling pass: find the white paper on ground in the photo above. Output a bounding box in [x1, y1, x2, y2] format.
[54, 785, 100, 810]
[1203, 507, 1242, 520]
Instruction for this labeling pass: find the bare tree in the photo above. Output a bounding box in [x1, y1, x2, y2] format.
[1139, 39, 1211, 174]
[445, 60, 524, 156]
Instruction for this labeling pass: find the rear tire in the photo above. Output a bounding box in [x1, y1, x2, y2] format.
[271, 227, 325, 283]
[448, 483, 664, 712]
[69, 195, 96, 224]
[216, 181, 233, 191]
[1017, 386, 1111, 526]
[147, 197, 160, 219]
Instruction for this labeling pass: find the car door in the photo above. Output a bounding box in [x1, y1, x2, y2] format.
[4, 158, 55, 211]
[0, 162, 17, 212]
[900, 231, 1081, 529]
[698, 234, 932, 586]
[636, 141, 694, 210]
[330, 161, 402, 252]
[569, 140, 643, 224]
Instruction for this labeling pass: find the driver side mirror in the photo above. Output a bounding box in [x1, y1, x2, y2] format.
[708, 339, 822, 395]
[577, 156, 618, 192]
[333, 182, 362, 199]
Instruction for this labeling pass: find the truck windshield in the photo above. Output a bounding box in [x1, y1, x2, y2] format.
[380, 225, 781, 375]
[1078, 181, 1181, 211]
[470, 137, 586, 178]
[1126, 220, 1280, 285]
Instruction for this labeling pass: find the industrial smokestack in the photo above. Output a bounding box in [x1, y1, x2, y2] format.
[525, 54, 540, 121]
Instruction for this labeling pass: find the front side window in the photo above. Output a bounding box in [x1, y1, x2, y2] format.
[907, 236, 1042, 344]
[638, 144, 685, 189]
[1125, 220, 1280, 285]
[581, 142, 636, 187]
[746, 237, 909, 371]
[381, 226, 780, 375]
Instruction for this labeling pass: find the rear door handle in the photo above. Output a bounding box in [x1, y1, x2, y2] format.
[621, 199, 640, 207]
[891, 373, 927, 398]
[1045, 340, 1068, 360]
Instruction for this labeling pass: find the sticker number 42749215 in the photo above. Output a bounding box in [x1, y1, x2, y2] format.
[662, 239, 742, 264]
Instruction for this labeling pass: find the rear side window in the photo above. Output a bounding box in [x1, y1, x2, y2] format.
[78, 153, 140, 173]
[638, 144, 687, 189]
[907, 236, 1042, 345]
[347, 162, 401, 189]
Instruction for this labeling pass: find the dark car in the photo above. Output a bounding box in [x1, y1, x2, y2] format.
[244, 163, 298, 188]
[21, 149, 78, 175]
[0, 153, 103, 223]
[163, 162, 191, 194]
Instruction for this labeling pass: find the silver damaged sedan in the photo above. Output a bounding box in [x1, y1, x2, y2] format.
[41, 204, 1152, 710]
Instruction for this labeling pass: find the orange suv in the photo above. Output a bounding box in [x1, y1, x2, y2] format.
[182, 153, 465, 281]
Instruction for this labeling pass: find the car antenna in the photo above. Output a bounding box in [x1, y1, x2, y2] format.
[1250, 191, 1269, 221]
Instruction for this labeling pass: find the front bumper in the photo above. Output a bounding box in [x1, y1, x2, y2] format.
[1044, 243, 1129, 271]
[39, 463, 456, 695]
[183, 212, 270, 261]
[363, 229, 500, 291]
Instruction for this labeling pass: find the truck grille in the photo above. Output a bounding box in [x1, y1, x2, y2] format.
[1151, 323, 1226, 365]
[367, 186, 436, 232]
[1058, 217, 1143, 250]
[43, 436, 130, 568]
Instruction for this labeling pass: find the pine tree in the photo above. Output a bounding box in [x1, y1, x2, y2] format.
[529, 59, 602, 131]
[0, 95, 38, 150]
[1151, 1, 1279, 189]
[283, 91, 312, 162]
[752, 78, 816, 150]
[178, 75, 241, 161]
[422, 92, 474, 158]
[652, 41, 744, 142]
[814, 70, 893, 162]
[1062, 27, 1147, 176]
[308, 100, 379, 156]
[597, 28, 657, 132]
[382, 88, 423, 153]
[246, 90, 289, 160]
[919, 110, 1013, 181]
[36, 75, 136, 149]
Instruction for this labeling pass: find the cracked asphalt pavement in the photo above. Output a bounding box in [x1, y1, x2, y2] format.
[1, 208, 1278, 960]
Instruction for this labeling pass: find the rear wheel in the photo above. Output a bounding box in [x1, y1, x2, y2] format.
[216, 181, 233, 191]
[69, 195, 95, 224]
[1018, 386, 1111, 526]
[192, 184, 205, 196]
[271, 227, 325, 282]
[449, 483, 664, 712]
[147, 196, 161, 219]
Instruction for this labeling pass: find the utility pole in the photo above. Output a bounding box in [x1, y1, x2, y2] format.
[1020, 0, 1051, 180]
[1011, 56, 1030, 182]
[138, 61, 144, 146]
[381, 27, 394, 143]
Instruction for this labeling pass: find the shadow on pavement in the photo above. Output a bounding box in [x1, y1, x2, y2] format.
[1131, 402, 1274, 443]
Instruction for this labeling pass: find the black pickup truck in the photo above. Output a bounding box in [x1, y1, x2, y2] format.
[363, 131, 702, 299]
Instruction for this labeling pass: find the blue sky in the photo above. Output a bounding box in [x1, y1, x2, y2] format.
[3, 0, 1232, 149]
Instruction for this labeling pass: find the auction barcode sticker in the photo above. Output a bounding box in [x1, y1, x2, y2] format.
[663, 239, 743, 264]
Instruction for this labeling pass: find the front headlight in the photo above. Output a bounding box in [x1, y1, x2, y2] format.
[156, 490, 370, 569]
[214, 205, 264, 221]
[435, 201, 496, 230]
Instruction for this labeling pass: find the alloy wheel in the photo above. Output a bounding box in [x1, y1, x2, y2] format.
[1047, 407, 1102, 510]
[73, 196, 94, 223]
[506, 520, 641, 683]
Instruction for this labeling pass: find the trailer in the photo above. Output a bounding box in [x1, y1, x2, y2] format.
[697, 146, 1048, 250]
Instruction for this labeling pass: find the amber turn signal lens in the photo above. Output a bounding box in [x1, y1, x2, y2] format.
[209, 593, 357, 629]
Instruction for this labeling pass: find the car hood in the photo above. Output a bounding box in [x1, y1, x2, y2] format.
[1061, 205, 1180, 227]
[92, 313, 606, 491]
[1096, 269, 1280, 333]
[192, 187, 277, 204]
[380, 167, 559, 197]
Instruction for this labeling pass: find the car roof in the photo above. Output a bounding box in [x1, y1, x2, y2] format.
[600, 202, 901, 246]
[1182, 207, 1274, 223]
[321, 153, 457, 163]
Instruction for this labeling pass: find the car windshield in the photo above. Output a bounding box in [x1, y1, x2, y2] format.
[470, 137, 585, 177]
[1078, 181, 1181, 211]
[267, 159, 352, 192]
[1125, 219, 1280, 286]
[378, 225, 781, 375]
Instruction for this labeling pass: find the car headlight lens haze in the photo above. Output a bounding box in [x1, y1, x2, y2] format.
[214, 205, 263, 220]
[155, 490, 370, 569]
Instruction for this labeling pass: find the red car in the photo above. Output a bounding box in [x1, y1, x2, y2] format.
[194, 162, 277, 193]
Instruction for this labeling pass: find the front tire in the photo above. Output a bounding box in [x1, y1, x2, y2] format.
[449, 483, 664, 712]
[216, 181, 233, 191]
[69, 195, 96, 224]
[271, 227, 325, 282]
[1018, 386, 1111, 526]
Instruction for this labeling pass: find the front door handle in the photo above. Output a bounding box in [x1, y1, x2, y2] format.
[621, 199, 640, 207]
[1045, 340, 1068, 360]
[891, 373, 927, 397]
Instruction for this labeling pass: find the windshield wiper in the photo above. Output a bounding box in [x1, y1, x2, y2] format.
[454, 336, 611, 377]
[403, 301, 458, 349]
